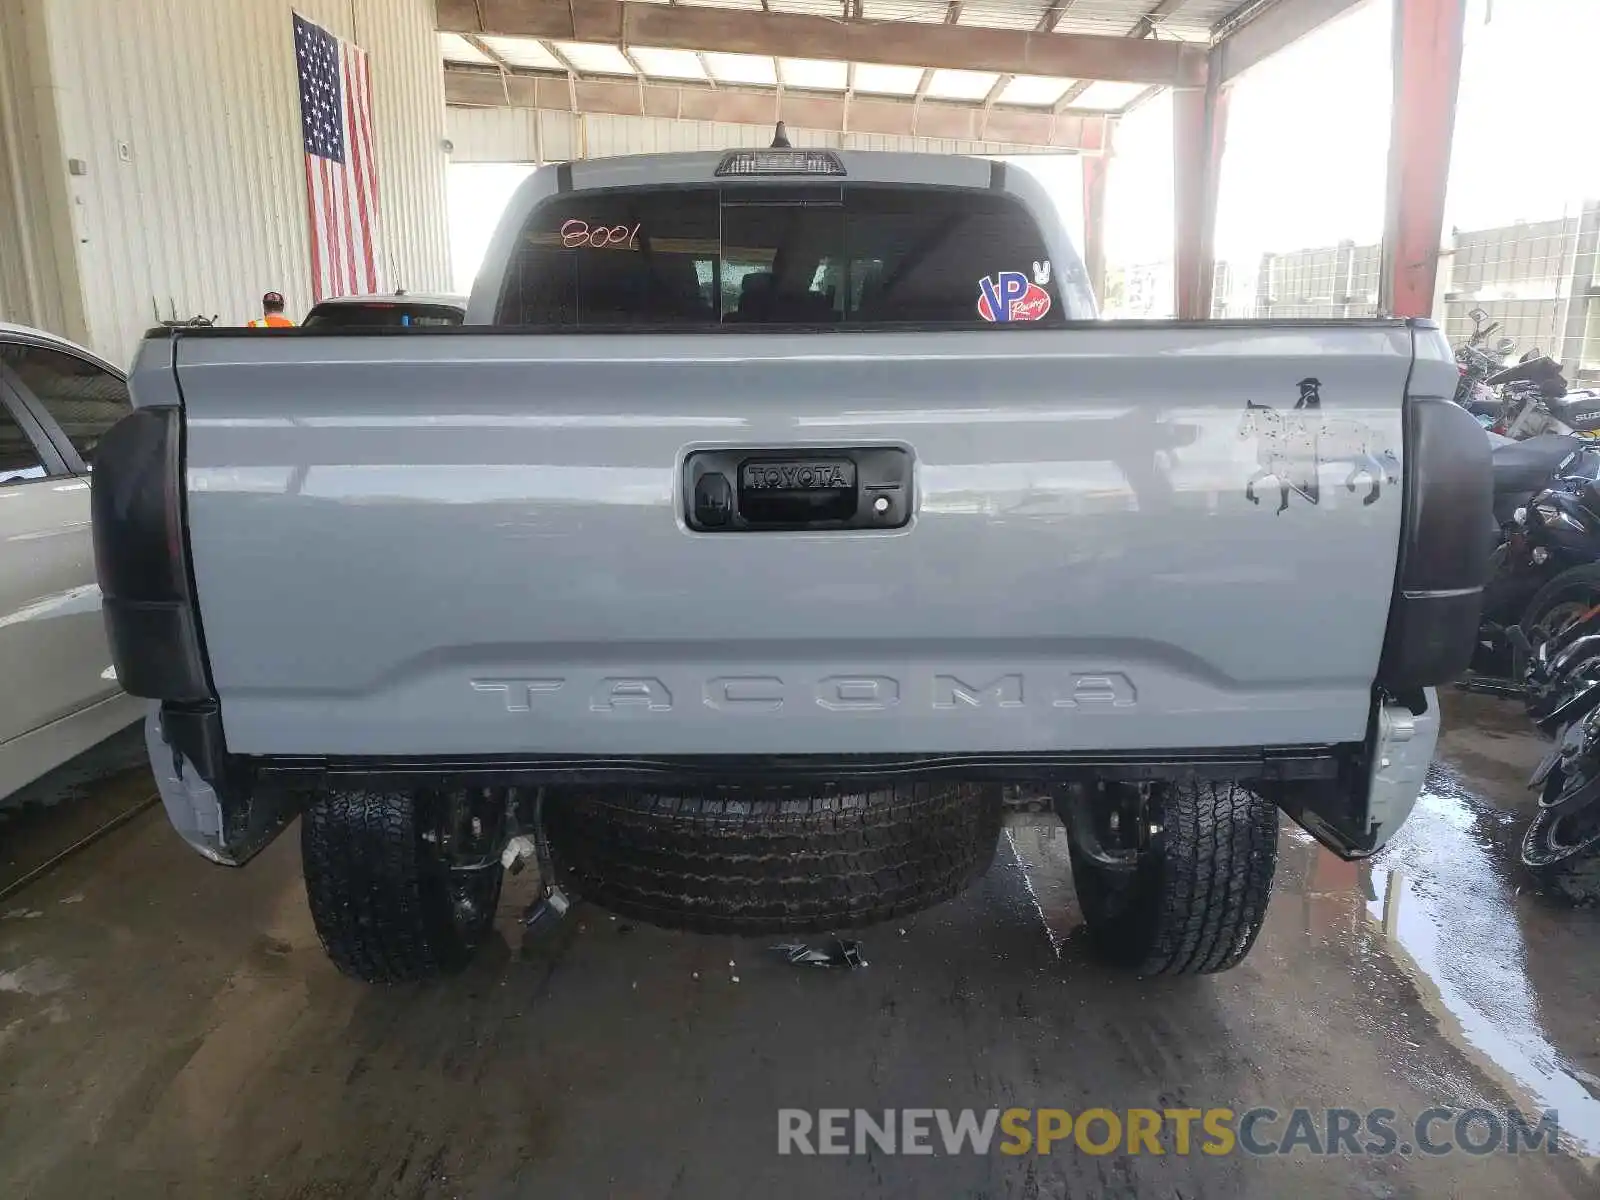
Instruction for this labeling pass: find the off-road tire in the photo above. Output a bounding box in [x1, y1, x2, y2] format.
[1069, 781, 1277, 976]
[545, 783, 1003, 934]
[301, 789, 503, 983]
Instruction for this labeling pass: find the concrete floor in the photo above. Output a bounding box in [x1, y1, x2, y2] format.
[1, 693, 1598, 1199]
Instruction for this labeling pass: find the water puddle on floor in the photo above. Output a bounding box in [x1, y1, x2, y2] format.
[1006, 782, 1600, 1159]
[1352, 783, 1600, 1157]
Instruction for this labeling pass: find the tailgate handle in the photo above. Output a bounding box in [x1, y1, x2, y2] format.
[684, 447, 912, 532]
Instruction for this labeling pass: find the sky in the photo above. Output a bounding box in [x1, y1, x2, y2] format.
[449, 0, 1600, 296]
[1442, 0, 1600, 228]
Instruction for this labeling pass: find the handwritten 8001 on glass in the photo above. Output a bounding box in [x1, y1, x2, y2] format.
[559, 219, 641, 249]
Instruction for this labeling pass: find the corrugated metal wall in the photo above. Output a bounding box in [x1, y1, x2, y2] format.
[1437, 209, 1596, 379]
[1210, 206, 1600, 380]
[1246, 240, 1383, 319]
[37, 0, 450, 366]
[446, 107, 565, 163]
[445, 108, 1031, 165]
[0, 0, 87, 337]
[1452, 216, 1577, 293]
[356, 0, 451, 293]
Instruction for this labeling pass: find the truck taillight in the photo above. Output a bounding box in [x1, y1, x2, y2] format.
[1375, 391, 1492, 692]
[91, 407, 212, 702]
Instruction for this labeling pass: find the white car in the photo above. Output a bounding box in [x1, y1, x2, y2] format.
[0, 322, 142, 799]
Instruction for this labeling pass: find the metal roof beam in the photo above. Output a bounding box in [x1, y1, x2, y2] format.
[1119, 83, 1165, 112]
[1084, 0, 1189, 114]
[443, 66, 1111, 150]
[462, 34, 518, 105]
[437, 0, 1208, 86]
[463, 35, 511, 69]
[1037, 1, 1080, 31]
[1129, 0, 1192, 38]
[1052, 79, 1092, 113]
[914, 0, 965, 102]
[1213, 0, 1365, 85]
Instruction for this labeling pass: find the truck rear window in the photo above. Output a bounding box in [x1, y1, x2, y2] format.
[495, 186, 1065, 329]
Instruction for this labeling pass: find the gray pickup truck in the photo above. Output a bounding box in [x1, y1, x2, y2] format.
[93, 148, 1490, 985]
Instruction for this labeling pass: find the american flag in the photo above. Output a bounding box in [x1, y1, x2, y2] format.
[294, 13, 384, 301]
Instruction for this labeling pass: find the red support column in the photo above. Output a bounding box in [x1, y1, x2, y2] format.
[1173, 66, 1229, 320]
[1379, 0, 1468, 317]
[1080, 125, 1114, 309]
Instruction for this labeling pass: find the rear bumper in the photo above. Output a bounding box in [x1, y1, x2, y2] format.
[1271, 688, 1439, 858]
[146, 693, 1436, 866]
[258, 745, 1346, 788]
[145, 709, 298, 866]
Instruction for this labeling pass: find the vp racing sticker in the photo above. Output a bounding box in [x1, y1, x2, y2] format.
[977, 271, 1052, 323]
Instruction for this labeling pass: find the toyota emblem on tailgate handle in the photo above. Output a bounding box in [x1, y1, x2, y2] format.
[684, 447, 912, 532]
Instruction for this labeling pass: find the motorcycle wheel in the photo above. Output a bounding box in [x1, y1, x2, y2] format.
[1521, 803, 1600, 905]
[1512, 563, 1600, 689]
[1538, 744, 1600, 813]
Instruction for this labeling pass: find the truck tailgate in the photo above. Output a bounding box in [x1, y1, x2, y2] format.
[168, 325, 1424, 756]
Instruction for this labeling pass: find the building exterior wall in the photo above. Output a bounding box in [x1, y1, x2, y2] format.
[1206, 207, 1600, 381]
[354, 0, 452, 294]
[446, 107, 564, 163]
[23, 0, 450, 366]
[0, 0, 88, 338]
[445, 107, 1030, 165]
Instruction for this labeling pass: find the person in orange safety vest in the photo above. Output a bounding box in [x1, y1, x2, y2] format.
[248, 291, 295, 328]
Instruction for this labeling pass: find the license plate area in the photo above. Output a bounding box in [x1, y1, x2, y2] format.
[684, 446, 912, 532]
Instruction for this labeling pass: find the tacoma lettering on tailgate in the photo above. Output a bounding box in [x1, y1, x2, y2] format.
[470, 673, 1136, 713]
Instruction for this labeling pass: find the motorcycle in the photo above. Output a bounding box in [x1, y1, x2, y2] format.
[1472, 440, 1600, 679]
[1451, 309, 1597, 441]
[1512, 614, 1600, 902]
[1535, 384, 1600, 439]
[1491, 351, 1598, 440]
[1452, 306, 1516, 423]
[1485, 431, 1587, 528]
